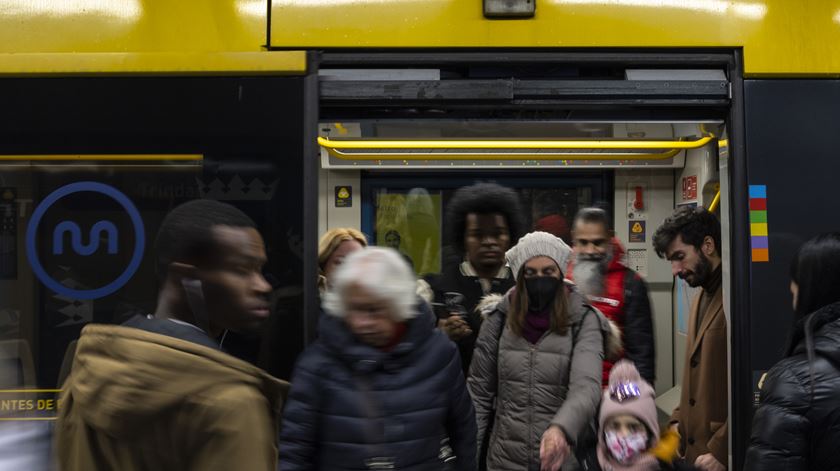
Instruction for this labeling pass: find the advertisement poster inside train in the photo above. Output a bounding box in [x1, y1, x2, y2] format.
[375, 191, 442, 276]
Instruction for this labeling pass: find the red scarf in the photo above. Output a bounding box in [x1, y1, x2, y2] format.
[380, 322, 408, 352]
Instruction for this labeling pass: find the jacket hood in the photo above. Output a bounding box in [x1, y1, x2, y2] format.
[65, 323, 288, 438]
[317, 300, 437, 373]
[477, 284, 623, 361]
[793, 301, 840, 366]
[607, 237, 628, 272]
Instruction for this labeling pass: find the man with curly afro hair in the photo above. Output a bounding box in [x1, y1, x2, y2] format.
[423, 182, 525, 374]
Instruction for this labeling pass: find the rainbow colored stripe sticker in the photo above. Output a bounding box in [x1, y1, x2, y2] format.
[749, 185, 769, 262]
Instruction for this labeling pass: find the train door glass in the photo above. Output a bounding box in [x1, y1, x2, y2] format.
[0, 76, 310, 430]
[361, 174, 610, 276]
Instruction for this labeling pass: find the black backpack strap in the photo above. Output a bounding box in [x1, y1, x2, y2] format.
[571, 306, 593, 343]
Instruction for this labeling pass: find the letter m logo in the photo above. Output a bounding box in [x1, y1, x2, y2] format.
[53, 220, 119, 256]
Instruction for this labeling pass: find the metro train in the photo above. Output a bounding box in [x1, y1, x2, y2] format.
[1, 1, 840, 468]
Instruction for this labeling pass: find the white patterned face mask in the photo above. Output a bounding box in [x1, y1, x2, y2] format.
[605, 430, 648, 464]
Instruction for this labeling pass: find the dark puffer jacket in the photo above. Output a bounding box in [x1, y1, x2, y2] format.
[744, 301, 840, 471]
[279, 304, 477, 471]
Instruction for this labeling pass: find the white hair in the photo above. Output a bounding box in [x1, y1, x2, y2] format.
[322, 247, 418, 321]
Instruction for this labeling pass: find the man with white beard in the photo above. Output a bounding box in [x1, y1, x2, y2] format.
[566, 207, 656, 387]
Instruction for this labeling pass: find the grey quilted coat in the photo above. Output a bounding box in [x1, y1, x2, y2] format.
[468, 287, 619, 471]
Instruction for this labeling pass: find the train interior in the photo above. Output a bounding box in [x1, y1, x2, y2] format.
[318, 118, 728, 415]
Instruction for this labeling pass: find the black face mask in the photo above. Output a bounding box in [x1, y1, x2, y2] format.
[525, 277, 560, 312]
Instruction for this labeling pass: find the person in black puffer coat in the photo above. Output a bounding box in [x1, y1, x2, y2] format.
[279, 247, 477, 471]
[744, 232, 840, 471]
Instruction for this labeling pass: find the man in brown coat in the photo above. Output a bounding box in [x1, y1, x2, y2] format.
[653, 207, 727, 471]
[56, 200, 288, 471]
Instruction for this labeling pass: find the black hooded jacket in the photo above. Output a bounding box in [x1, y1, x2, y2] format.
[278, 303, 477, 471]
[744, 301, 840, 470]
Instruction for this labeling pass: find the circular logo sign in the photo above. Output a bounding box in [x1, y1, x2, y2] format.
[25, 182, 145, 300]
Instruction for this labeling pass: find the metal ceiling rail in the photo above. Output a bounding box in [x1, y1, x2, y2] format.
[320, 80, 729, 101]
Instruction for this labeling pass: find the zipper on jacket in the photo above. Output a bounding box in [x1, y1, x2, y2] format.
[529, 344, 535, 470]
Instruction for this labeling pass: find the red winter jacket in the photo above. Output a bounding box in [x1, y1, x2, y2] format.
[566, 238, 656, 386]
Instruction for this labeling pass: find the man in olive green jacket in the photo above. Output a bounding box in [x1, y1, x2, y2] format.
[55, 200, 288, 471]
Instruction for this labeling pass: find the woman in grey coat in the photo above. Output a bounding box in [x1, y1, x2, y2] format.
[469, 232, 621, 471]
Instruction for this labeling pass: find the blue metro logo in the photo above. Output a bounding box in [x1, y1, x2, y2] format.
[26, 182, 145, 300]
[53, 221, 119, 256]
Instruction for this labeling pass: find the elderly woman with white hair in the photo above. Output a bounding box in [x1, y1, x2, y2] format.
[469, 232, 621, 471]
[279, 247, 477, 471]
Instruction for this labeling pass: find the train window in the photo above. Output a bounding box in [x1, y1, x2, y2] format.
[0, 76, 312, 427]
[362, 174, 608, 276]
[0, 156, 305, 401]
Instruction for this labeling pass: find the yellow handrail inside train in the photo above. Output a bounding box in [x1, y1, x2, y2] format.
[318, 136, 712, 150]
[323, 148, 682, 161]
[317, 136, 714, 161]
[709, 189, 722, 212]
[0, 155, 203, 162]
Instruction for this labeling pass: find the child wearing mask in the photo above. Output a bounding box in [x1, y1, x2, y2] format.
[581, 360, 698, 471]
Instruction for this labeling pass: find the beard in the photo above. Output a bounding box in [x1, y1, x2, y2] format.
[681, 250, 712, 288]
[573, 252, 610, 297]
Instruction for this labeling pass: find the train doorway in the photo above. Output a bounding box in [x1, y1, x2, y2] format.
[314, 51, 746, 466]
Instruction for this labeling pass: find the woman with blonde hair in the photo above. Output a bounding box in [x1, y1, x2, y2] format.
[317, 228, 367, 293]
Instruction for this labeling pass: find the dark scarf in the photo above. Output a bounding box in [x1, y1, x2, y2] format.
[523, 308, 551, 345]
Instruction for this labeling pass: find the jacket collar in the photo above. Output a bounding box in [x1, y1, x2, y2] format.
[122, 315, 221, 351]
[459, 261, 511, 279]
[688, 286, 724, 359]
[792, 301, 840, 364]
[318, 300, 435, 373]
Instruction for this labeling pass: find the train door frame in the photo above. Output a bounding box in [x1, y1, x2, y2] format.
[311, 49, 753, 468]
[726, 50, 751, 471]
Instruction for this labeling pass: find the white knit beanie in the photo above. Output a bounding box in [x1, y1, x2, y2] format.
[505, 231, 572, 277]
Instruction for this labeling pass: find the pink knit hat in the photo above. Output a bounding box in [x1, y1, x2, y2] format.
[599, 360, 659, 440]
[595, 360, 661, 471]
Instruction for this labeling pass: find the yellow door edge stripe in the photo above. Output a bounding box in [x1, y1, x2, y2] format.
[0, 155, 203, 162]
[0, 52, 307, 76]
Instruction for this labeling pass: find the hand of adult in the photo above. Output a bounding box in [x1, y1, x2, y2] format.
[695, 453, 725, 471]
[438, 316, 472, 341]
[539, 425, 570, 471]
